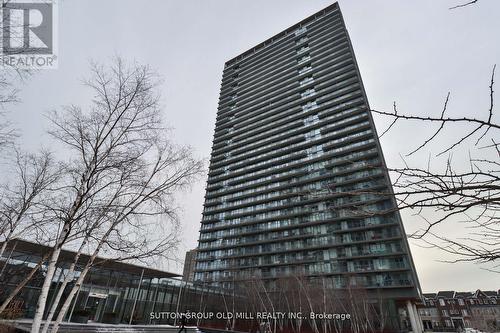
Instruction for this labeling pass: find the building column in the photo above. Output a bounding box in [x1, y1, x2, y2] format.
[406, 300, 423, 333]
[129, 268, 145, 325]
[412, 303, 424, 333]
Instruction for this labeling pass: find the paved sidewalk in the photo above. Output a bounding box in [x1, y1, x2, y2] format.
[0, 320, 200, 333]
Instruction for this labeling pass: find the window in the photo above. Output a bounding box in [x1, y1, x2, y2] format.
[296, 36, 308, 45]
[299, 76, 314, 86]
[298, 55, 311, 64]
[442, 310, 448, 316]
[301, 88, 316, 98]
[298, 65, 312, 75]
[307, 144, 323, 156]
[439, 299, 446, 306]
[303, 114, 319, 126]
[302, 101, 318, 111]
[458, 299, 464, 305]
[297, 46, 309, 55]
[419, 309, 430, 316]
[294, 26, 307, 36]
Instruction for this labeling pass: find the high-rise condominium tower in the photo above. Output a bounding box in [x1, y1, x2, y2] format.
[195, 2, 422, 324]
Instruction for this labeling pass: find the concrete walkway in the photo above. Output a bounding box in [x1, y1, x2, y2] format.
[0, 320, 200, 333]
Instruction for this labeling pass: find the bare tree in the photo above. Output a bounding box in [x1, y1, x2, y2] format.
[28, 57, 204, 333]
[0, 55, 33, 150]
[0, 113, 16, 150]
[449, 0, 479, 10]
[0, 65, 28, 150]
[0, 150, 58, 264]
[229, 275, 376, 333]
[46, 143, 200, 333]
[370, 64, 499, 269]
[0, 150, 59, 319]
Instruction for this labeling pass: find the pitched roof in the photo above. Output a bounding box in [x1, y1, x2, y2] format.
[421, 290, 499, 301]
[483, 290, 498, 297]
[474, 289, 489, 298]
[437, 291, 455, 298]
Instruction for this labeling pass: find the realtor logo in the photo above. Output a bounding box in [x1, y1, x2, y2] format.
[1, 0, 58, 68]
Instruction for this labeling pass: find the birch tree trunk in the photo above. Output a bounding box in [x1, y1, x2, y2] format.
[0, 253, 48, 314]
[0, 231, 13, 279]
[0, 231, 12, 259]
[40, 239, 87, 333]
[31, 149, 94, 333]
[49, 248, 100, 333]
[31, 245, 63, 333]
[31, 196, 87, 332]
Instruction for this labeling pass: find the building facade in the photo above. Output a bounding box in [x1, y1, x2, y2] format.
[182, 248, 198, 282]
[195, 2, 420, 294]
[0, 240, 223, 327]
[195, 2, 422, 330]
[417, 290, 500, 332]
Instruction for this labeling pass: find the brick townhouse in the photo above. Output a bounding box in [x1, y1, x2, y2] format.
[416, 289, 500, 332]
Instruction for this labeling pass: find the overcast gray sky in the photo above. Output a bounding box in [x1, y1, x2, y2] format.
[7, 0, 500, 292]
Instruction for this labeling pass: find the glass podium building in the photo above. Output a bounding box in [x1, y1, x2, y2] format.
[0, 240, 224, 326]
[195, 0, 421, 310]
